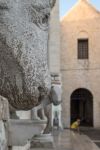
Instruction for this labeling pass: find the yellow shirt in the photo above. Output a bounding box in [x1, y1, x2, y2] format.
[71, 121, 79, 129]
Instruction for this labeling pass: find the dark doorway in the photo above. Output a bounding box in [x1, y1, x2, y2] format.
[70, 88, 93, 126]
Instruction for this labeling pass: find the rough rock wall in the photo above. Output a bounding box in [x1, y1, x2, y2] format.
[0, 0, 56, 110]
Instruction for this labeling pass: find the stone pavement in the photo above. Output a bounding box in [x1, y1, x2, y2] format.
[31, 129, 100, 150]
[80, 127, 100, 148]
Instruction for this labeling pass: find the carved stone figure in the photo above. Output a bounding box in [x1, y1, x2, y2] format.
[32, 86, 61, 133]
[0, 0, 56, 110]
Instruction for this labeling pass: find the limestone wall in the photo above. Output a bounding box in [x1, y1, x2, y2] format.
[61, 3, 100, 127]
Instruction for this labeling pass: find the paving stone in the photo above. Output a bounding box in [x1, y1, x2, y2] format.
[13, 129, 100, 150]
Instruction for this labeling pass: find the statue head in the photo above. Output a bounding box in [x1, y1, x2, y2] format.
[0, 0, 56, 110]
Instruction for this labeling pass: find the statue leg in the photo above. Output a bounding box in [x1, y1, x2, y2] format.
[32, 106, 41, 120]
[43, 105, 52, 134]
[58, 111, 63, 129]
[38, 108, 47, 121]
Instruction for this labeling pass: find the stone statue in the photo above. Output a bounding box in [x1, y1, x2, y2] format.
[32, 86, 61, 133]
[0, 0, 56, 110]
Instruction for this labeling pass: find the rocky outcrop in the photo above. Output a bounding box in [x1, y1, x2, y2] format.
[0, 0, 56, 110]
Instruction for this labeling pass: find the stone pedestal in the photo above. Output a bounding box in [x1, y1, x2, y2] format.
[7, 119, 47, 146]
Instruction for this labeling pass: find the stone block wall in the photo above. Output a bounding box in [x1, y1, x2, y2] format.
[61, 2, 100, 127]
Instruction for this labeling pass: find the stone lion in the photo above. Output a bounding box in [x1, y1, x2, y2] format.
[0, 0, 56, 110]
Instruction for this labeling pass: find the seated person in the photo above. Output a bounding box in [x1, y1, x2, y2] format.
[71, 119, 81, 132]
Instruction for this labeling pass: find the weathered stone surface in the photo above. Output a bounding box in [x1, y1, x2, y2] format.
[0, 121, 8, 150]
[30, 134, 54, 148]
[0, 0, 56, 110]
[0, 96, 9, 120]
[7, 119, 46, 146]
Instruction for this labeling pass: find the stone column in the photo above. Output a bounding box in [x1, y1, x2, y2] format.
[49, 0, 60, 74]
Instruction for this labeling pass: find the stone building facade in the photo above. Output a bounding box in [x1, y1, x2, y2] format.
[61, 0, 100, 128]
